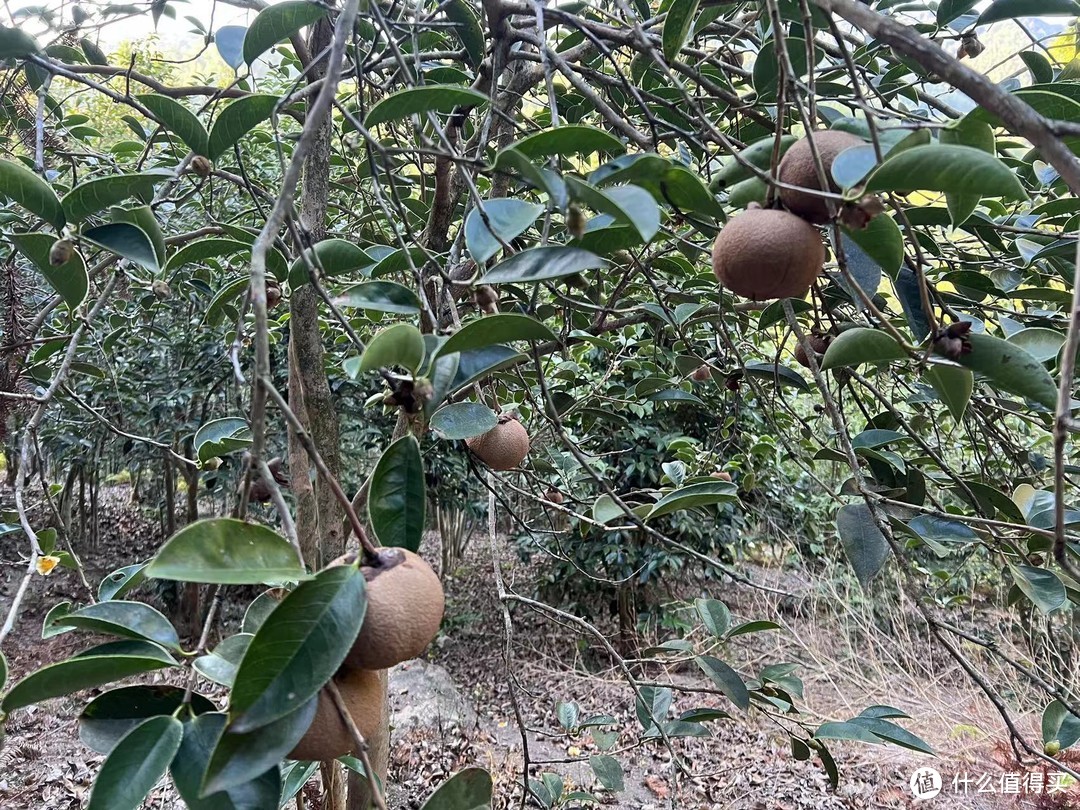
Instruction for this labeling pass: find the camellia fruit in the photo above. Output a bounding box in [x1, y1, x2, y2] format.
[466, 413, 530, 471]
[287, 668, 387, 762]
[711, 206, 824, 301]
[777, 130, 864, 224]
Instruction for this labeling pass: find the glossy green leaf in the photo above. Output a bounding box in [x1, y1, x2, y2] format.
[447, 345, 525, 393]
[439, 314, 555, 358]
[98, 563, 148, 602]
[137, 94, 210, 156]
[566, 178, 661, 241]
[430, 403, 498, 441]
[229, 564, 367, 733]
[369, 435, 425, 552]
[9, 231, 88, 309]
[1011, 564, 1067, 614]
[145, 518, 307, 585]
[479, 246, 607, 284]
[2, 648, 175, 712]
[357, 322, 425, 374]
[695, 598, 731, 638]
[207, 94, 279, 160]
[841, 214, 903, 277]
[814, 720, 883, 745]
[1007, 327, 1065, 363]
[941, 117, 995, 226]
[171, 713, 282, 809]
[498, 126, 626, 162]
[54, 600, 180, 650]
[204, 701, 313, 794]
[662, 0, 700, 62]
[937, 0, 978, 24]
[86, 715, 183, 810]
[0, 26, 40, 58]
[79, 685, 213, 755]
[366, 85, 489, 127]
[83, 222, 160, 270]
[418, 767, 493, 810]
[194, 417, 252, 463]
[1042, 700, 1080, 749]
[590, 755, 624, 791]
[0, 159, 64, 228]
[62, 173, 160, 223]
[953, 332, 1058, 409]
[193, 633, 252, 688]
[836, 503, 890, 586]
[444, 0, 484, 67]
[743, 362, 811, 392]
[648, 481, 737, 519]
[111, 205, 167, 269]
[165, 238, 249, 273]
[0, 649, 7, 692]
[861, 145, 1026, 200]
[820, 328, 907, 370]
[243, 0, 327, 64]
[712, 135, 796, 189]
[465, 198, 544, 263]
[978, 0, 1080, 25]
[696, 655, 750, 711]
[334, 280, 421, 314]
[925, 363, 973, 421]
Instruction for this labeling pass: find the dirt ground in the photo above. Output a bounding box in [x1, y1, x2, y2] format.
[1, 487, 1076, 809]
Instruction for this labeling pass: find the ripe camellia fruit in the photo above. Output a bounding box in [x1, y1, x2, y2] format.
[339, 548, 445, 670]
[711, 207, 824, 301]
[287, 667, 387, 761]
[778, 130, 864, 224]
[466, 413, 530, 471]
[794, 334, 831, 368]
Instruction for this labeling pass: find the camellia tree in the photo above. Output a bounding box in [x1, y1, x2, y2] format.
[5, 0, 1080, 807]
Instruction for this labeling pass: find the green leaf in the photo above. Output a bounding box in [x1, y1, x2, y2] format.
[137, 94, 210, 156]
[848, 717, 935, 754]
[430, 403, 498, 440]
[86, 716, 183, 810]
[814, 720, 883, 745]
[111, 205, 167, 270]
[193, 417, 252, 463]
[171, 713, 282, 809]
[925, 363, 973, 421]
[229, 564, 367, 733]
[498, 125, 626, 162]
[62, 173, 160, 223]
[0, 159, 64, 228]
[446, 345, 525, 393]
[648, 481, 737, 519]
[590, 755, 625, 791]
[366, 85, 489, 127]
[953, 332, 1058, 409]
[743, 362, 811, 392]
[465, 199, 544, 263]
[2, 648, 175, 712]
[696, 655, 750, 711]
[145, 518, 307, 585]
[1042, 700, 1080, 749]
[193, 633, 251, 688]
[207, 94, 279, 160]
[334, 280, 421, 315]
[1011, 564, 1067, 614]
[662, 0, 700, 62]
[978, 0, 1080, 25]
[357, 322, 426, 374]
[9, 232, 88, 309]
[1007, 327, 1065, 363]
[418, 767, 493, 810]
[941, 117, 995, 226]
[79, 685, 213, 755]
[937, 0, 978, 25]
[204, 701, 314, 794]
[83, 222, 160, 270]
[861, 145, 1026, 201]
[841, 214, 903, 277]
[369, 435, 426, 552]
[712, 134, 797, 189]
[0, 26, 40, 58]
[439, 314, 555, 357]
[478, 246, 607, 284]
[820, 328, 907, 370]
[695, 598, 731, 638]
[165, 238, 250, 273]
[0, 649, 7, 692]
[836, 503, 890, 586]
[1021, 51, 1055, 84]
[443, 0, 484, 67]
[566, 178, 661, 241]
[81, 37, 109, 65]
[243, 0, 327, 64]
[54, 601, 180, 650]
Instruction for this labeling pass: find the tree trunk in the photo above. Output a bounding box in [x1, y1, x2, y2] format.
[288, 12, 387, 809]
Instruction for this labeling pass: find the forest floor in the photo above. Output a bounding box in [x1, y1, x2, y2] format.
[0, 485, 1076, 810]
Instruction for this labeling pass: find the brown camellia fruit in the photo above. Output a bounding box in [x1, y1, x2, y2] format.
[710, 471, 732, 482]
[794, 334, 831, 369]
[692, 365, 712, 382]
[544, 488, 564, 505]
[287, 667, 387, 762]
[339, 547, 445, 671]
[466, 413, 530, 471]
[49, 239, 74, 267]
[778, 130, 864, 224]
[190, 155, 213, 178]
[266, 279, 282, 309]
[711, 207, 825, 301]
